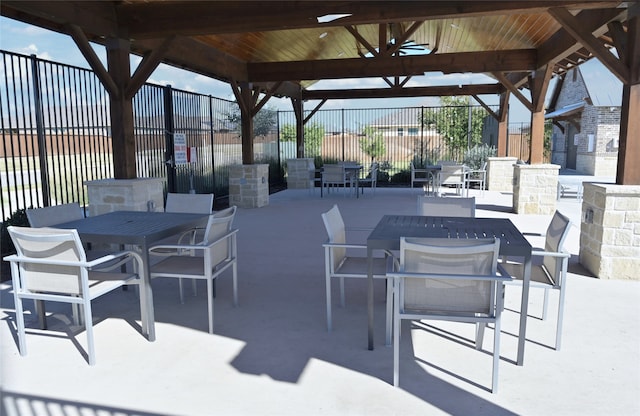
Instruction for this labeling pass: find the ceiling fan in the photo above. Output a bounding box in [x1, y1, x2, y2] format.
[387, 22, 431, 55]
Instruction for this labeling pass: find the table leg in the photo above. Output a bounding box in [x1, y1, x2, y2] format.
[517, 253, 532, 365]
[140, 244, 156, 342]
[367, 246, 374, 350]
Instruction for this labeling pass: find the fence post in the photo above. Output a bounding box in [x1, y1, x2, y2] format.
[30, 54, 51, 207]
[208, 95, 216, 191]
[163, 85, 176, 192]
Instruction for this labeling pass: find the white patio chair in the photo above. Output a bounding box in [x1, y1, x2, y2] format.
[26, 203, 99, 329]
[26, 203, 84, 227]
[359, 162, 378, 195]
[437, 163, 465, 195]
[321, 204, 393, 332]
[4, 226, 144, 365]
[500, 210, 571, 350]
[417, 195, 475, 217]
[464, 161, 487, 197]
[387, 237, 511, 392]
[410, 162, 434, 190]
[149, 206, 238, 334]
[322, 164, 351, 197]
[160, 192, 215, 297]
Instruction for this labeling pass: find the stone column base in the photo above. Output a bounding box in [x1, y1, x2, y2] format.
[85, 178, 165, 216]
[286, 158, 314, 189]
[229, 164, 269, 208]
[486, 157, 517, 192]
[513, 164, 559, 215]
[580, 183, 640, 280]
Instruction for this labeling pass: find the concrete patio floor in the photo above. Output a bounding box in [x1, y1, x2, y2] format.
[1, 180, 639, 416]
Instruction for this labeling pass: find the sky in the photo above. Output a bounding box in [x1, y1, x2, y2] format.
[0, 16, 623, 124]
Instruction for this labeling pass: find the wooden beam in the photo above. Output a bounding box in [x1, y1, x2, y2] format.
[548, 7, 630, 83]
[344, 25, 378, 56]
[115, 1, 622, 38]
[607, 20, 628, 64]
[133, 37, 248, 83]
[492, 72, 532, 111]
[529, 64, 554, 113]
[304, 99, 328, 124]
[249, 49, 537, 82]
[125, 35, 175, 99]
[302, 83, 503, 100]
[472, 94, 499, 121]
[496, 91, 510, 156]
[67, 24, 118, 97]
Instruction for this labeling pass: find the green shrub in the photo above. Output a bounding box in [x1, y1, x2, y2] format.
[463, 144, 496, 169]
[1, 208, 30, 255]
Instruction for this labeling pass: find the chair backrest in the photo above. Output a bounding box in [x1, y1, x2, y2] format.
[165, 193, 214, 214]
[323, 164, 346, 183]
[417, 196, 475, 217]
[7, 226, 87, 295]
[202, 206, 237, 266]
[438, 164, 465, 185]
[321, 205, 346, 270]
[543, 210, 571, 277]
[26, 203, 84, 227]
[398, 237, 500, 314]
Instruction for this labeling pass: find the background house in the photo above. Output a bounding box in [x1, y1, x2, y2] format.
[545, 66, 621, 176]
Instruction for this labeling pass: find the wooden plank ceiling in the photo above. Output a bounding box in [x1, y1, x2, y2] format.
[0, 1, 632, 100]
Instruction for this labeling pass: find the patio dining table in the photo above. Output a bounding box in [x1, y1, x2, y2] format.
[367, 215, 533, 366]
[53, 210, 209, 342]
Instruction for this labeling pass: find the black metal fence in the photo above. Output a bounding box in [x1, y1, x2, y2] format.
[2, 49, 533, 221]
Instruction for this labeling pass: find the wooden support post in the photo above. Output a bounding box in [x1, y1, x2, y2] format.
[528, 64, 554, 164]
[616, 13, 640, 185]
[497, 92, 510, 157]
[106, 38, 137, 179]
[290, 95, 304, 158]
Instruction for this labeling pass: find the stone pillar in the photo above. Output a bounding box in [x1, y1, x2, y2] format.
[486, 157, 517, 192]
[286, 158, 314, 189]
[85, 178, 165, 216]
[580, 183, 640, 280]
[229, 164, 269, 208]
[513, 164, 559, 214]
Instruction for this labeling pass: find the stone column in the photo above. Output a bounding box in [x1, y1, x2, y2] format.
[85, 178, 165, 216]
[580, 183, 640, 280]
[229, 164, 269, 208]
[486, 157, 517, 192]
[513, 164, 559, 214]
[286, 158, 314, 189]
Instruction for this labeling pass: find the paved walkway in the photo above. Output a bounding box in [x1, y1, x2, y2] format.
[1, 180, 638, 416]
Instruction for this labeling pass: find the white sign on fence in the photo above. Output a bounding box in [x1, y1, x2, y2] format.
[174, 133, 188, 165]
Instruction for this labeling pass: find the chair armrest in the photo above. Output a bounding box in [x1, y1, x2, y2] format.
[522, 232, 544, 236]
[3, 250, 142, 272]
[531, 249, 571, 259]
[150, 229, 238, 254]
[345, 226, 373, 232]
[322, 242, 367, 250]
[387, 271, 512, 283]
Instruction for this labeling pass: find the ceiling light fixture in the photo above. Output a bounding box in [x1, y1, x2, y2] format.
[319, 32, 328, 39]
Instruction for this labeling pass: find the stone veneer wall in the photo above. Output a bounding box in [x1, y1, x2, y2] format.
[229, 164, 269, 208]
[85, 178, 165, 216]
[580, 183, 640, 280]
[486, 157, 517, 192]
[513, 164, 559, 215]
[286, 158, 314, 189]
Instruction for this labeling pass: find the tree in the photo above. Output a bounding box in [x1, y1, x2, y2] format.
[359, 126, 386, 163]
[424, 96, 486, 158]
[224, 105, 277, 138]
[280, 122, 325, 157]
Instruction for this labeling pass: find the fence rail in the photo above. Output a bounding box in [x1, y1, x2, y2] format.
[2, 49, 542, 221]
